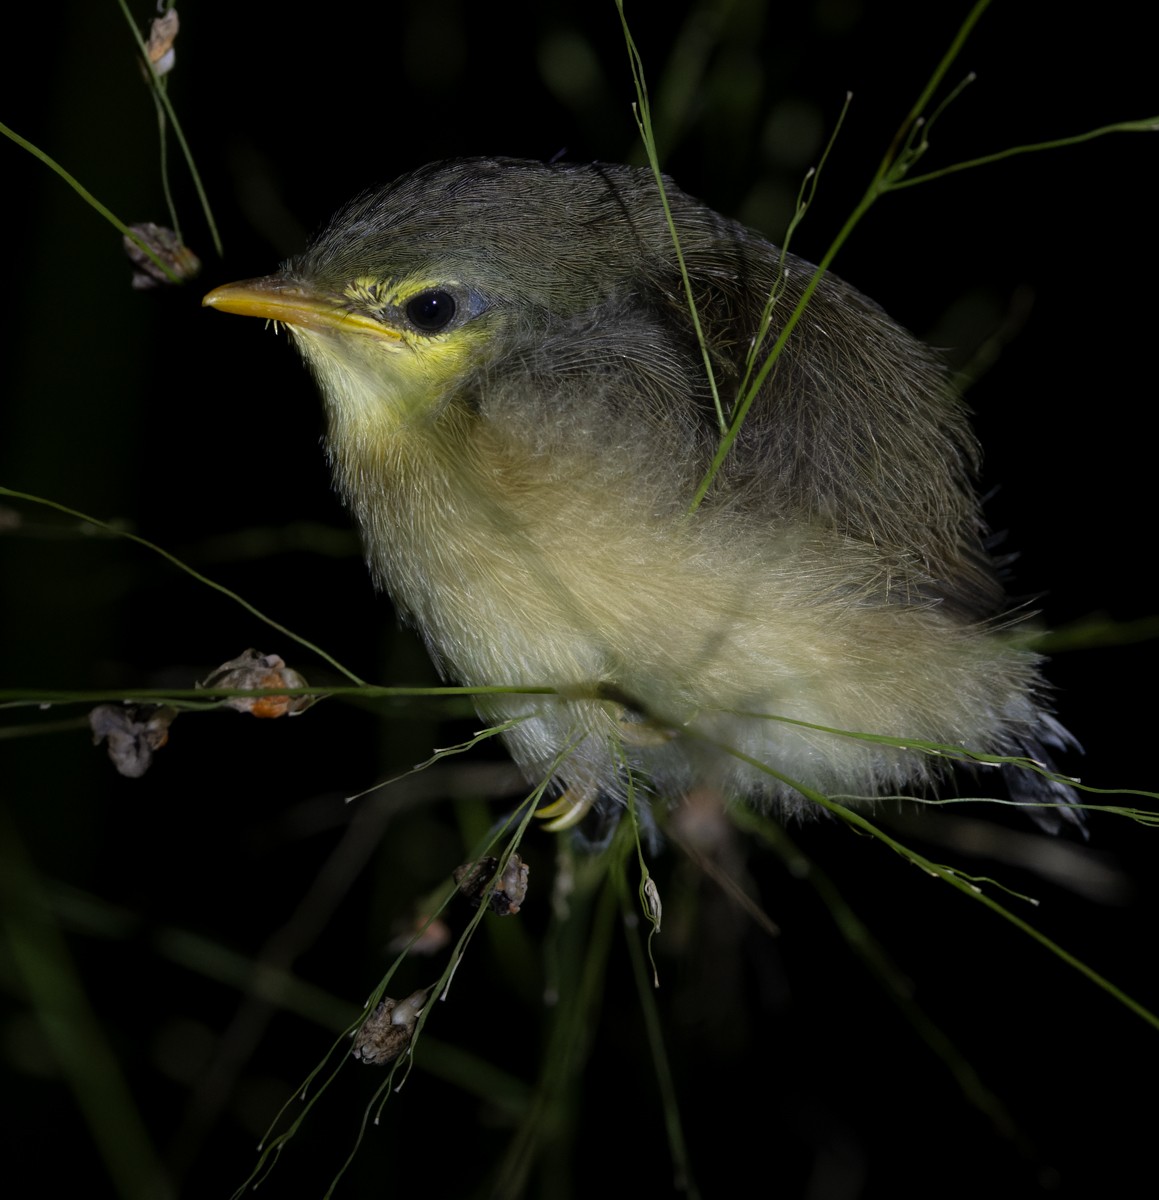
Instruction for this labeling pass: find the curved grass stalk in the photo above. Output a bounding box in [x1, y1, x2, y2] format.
[729, 91, 852, 425]
[1, 485, 366, 684]
[326, 795, 546, 1198]
[719, 706, 1159, 823]
[617, 0, 726, 434]
[0, 121, 181, 284]
[115, 0, 223, 257]
[618, 0, 1157, 510]
[237, 753, 568, 1197]
[890, 116, 1159, 191]
[708, 737, 1159, 1033]
[343, 718, 531, 804]
[618, 858, 701, 1198]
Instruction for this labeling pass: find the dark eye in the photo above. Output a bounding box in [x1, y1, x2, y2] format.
[404, 289, 457, 333]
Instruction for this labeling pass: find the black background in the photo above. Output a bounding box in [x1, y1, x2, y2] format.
[1, 2, 1156, 1197]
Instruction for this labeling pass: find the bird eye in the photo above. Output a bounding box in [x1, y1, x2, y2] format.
[405, 289, 457, 333]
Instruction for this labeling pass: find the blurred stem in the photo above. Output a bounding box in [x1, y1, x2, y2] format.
[648, 0, 735, 161]
[730, 806, 1024, 1144]
[0, 806, 171, 1200]
[492, 844, 620, 1199]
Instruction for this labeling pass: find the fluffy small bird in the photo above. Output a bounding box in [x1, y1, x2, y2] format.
[204, 157, 1080, 835]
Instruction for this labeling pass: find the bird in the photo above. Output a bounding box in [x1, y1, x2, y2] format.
[203, 156, 1082, 837]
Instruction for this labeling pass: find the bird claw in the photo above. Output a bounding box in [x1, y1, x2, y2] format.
[535, 787, 597, 831]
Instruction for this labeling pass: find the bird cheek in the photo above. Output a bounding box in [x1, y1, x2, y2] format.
[293, 331, 414, 426]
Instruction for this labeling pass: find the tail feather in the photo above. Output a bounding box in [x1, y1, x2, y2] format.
[1003, 714, 1087, 838]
